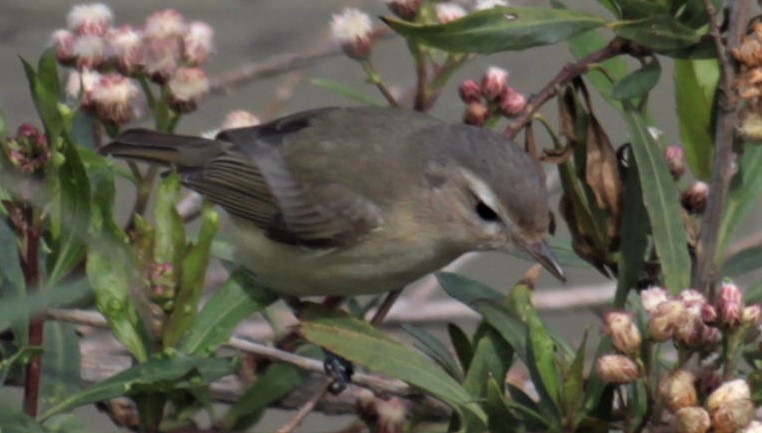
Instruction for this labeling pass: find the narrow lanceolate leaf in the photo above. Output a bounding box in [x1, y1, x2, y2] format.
[674, 59, 718, 180]
[566, 28, 629, 110]
[39, 355, 237, 421]
[725, 244, 762, 277]
[41, 322, 81, 406]
[403, 324, 464, 381]
[0, 218, 27, 345]
[611, 16, 702, 52]
[310, 78, 384, 106]
[623, 104, 690, 292]
[300, 305, 486, 424]
[615, 155, 650, 306]
[383, 7, 605, 54]
[611, 58, 661, 100]
[179, 269, 277, 355]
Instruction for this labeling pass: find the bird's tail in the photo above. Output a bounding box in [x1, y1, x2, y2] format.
[100, 129, 228, 168]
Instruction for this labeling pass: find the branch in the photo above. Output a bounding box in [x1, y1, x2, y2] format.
[503, 38, 626, 140]
[692, 1, 754, 291]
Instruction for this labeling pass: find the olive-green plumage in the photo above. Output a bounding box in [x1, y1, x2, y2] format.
[101, 106, 563, 296]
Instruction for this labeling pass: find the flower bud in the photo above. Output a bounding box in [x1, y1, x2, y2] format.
[603, 311, 642, 356]
[67, 3, 113, 36]
[140, 36, 182, 83]
[674, 407, 711, 433]
[144, 9, 187, 39]
[680, 289, 706, 308]
[742, 304, 761, 327]
[105, 26, 143, 75]
[701, 303, 718, 325]
[649, 299, 686, 342]
[665, 146, 686, 179]
[2, 124, 51, 174]
[166, 66, 209, 113]
[674, 313, 704, 347]
[480, 66, 509, 101]
[436, 3, 467, 23]
[641, 286, 668, 315]
[681, 181, 709, 214]
[700, 326, 722, 349]
[499, 87, 527, 117]
[221, 110, 260, 130]
[717, 281, 743, 329]
[383, 0, 423, 21]
[331, 8, 373, 60]
[73, 34, 107, 69]
[183, 21, 214, 65]
[50, 29, 76, 65]
[66, 69, 102, 108]
[473, 0, 509, 11]
[660, 370, 698, 413]
[463, 101, 489, 126]
[458, 79, 482, 103]
[707, 380, 754, 433]
[595, 354, 639, 383]
[90, 73, 139, 124]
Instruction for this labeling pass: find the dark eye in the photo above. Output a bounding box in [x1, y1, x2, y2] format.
[475, 201, 500, 222]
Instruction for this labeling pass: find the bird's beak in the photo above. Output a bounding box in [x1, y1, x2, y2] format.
[520, 239, 566, 282]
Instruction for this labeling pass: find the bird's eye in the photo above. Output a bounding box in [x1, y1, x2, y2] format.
[475, 201, 500, 222]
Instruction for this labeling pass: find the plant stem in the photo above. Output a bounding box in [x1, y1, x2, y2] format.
[360, 60, 399, 107]
[21, 206, 42, 417]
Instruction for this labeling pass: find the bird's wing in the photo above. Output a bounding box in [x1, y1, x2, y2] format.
[182, 108, 383, 248]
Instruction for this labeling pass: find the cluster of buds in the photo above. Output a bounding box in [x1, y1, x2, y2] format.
[670, 378, 757, 433]
[1, 124, 51, 175]
[148, 261, 176, 309]
[732, 22, 762, 141]
[52, 3, 213, 123]
[641, 287, 723, 349]
[595, 311, 642, 383]
[383, 0, 423, 21]
[459, 67, 527, 126]
[681, 181, 709, 214]
[331, 8, 375, 61]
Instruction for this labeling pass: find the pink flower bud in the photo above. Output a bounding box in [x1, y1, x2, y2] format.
[67, 3, 113, 36]
[701, 303, 718, 325]
[603, 311, 642, 356]
[105, 26, 143, 75]
[742, 304, 761, 327]
[499, 87, 527, 117]
[674, 312, 704, 347]
[183, 21, 214, 65]
[90, 73, 139, 124]
[665, 146, 685, 179]
[73, 34, 107, 69]
[383, 0, 423, 20]
[681, 181, 709, 214]
[167, 66, 209, 113]
[331, 8, 373, 60]
[436, 3, 467, 23]
[2, 124, 51, 174]
[480, 66, 509, 101]
[144, 9, 187, 39]
[221, 110, 261, 130]
[50, 30, 76, 66]
[680, 289, 706, 308]
[700, 325, 721, 348]
[717, 281, 743, 329]
[458, 79, 482, 103]
[674, 407, 711, 433]
[707, 380, 754, 433]
[140, 36, 182, 83]
[660, 370, 698, 413]
[595, 354, 639, 383]
[649, 299, 686, 342]
[65, 68, 102, 109]
[641, 286, 668, 315]
[463, 102, 489, 126]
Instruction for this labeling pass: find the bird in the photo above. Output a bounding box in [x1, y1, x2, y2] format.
[100, 106, 564, 298]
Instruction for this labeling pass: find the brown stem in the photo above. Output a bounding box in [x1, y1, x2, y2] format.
[691, 1, 753, 291]
[412, 46, 428, 111]
[503, 38, 626, 140]
[21, 207, 42, 417]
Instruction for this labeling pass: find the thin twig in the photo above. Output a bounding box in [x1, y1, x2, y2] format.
[22, 213, 42, 417]
[275, 380, 333, 433]
[692, 1, 753, 291]
[503, 38, 626, 140]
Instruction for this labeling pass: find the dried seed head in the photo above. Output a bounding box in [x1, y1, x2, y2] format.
[673, 407, 711, 433]
[603, 311, 642, 356]
[660, 370, 698, 413]
[73, 34, 107, 69]
[166, 66, 209, 113]
[144, 9, 187, 39]
[183, 21, 214, 65]
[331, 8, 373, 60]
[67, 3, 113, 36]
[90, 73, 139, 124]
[140, 36, 182, 83]
[105, 26, 143, 74]
[595, 354, 639, 383]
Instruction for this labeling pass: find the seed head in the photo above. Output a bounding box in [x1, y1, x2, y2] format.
[660, 370, 698, 413]
[331, 8, 373, 60]
[166, 66, 209, 113]
[603, 311, 641, 356]
[183, 21, 214, 65]
[673, 407, 711, 433]
[595, 354, 639, 383]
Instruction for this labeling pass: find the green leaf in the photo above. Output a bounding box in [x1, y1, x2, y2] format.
[436, 272, 502, 305]
[310, 78, 384, 106]
[178, 269, 277, 355]
[447, 323, 473, 372]
[746, 279, 762, 304]
[0, 279, 91, 332]
[484, 377, 520, 433]
[163, 203, 220, 348]
[674, 58, 718, 180]
[611, 58, 661, 100]
[21, 50, 64, 139]
[39, 355, 237, 421]
[470, 301, 529, 363]
[47, 139, 91, 286]
[222, 363, 307, 430]
[615, 152, 650, 306]
[561, 332, 588, 424]
[300, 305, 486, 424]
[717, 146, 762, 264]
[384, 7, 605, 54]
[525, 312, 561, 416]
[506, 383, 552, 429]
[615, 0, 669, 19]
[623, 104, 691, 292]
[153, 173, 186, 269]
[0, 346, 43, 387]
[725, 244, 762, 277]
[0, 409, 47, 433]
[611, 16, 702, 52]
[0, 217, 27, 346]
[41, 322, 81, 406]
[403, 324, 464, 381]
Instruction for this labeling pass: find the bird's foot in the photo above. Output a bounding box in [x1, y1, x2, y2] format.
[323, 349, 354, 395]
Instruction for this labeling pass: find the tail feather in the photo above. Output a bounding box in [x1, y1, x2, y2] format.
[100, 128, 228, 168]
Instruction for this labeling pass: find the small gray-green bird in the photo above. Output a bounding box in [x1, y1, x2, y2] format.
[101, 106, 564, 296]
